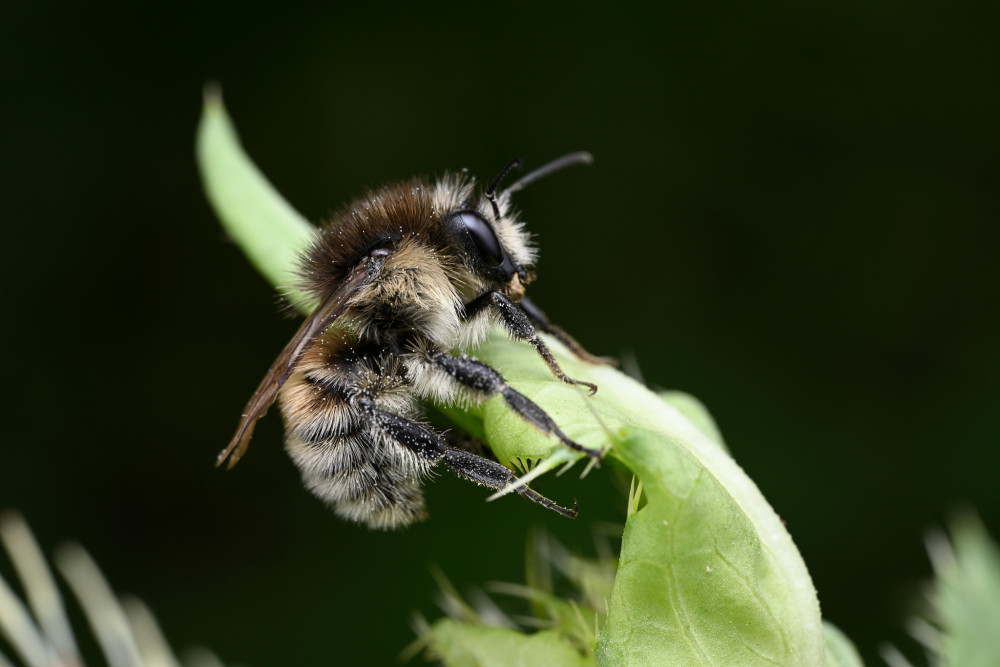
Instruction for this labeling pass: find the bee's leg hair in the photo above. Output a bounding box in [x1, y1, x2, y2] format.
[425, 350, 602, 459]
[354, 397, 578, 518]
[463, 291, 599, 394]
[518, 296, 618, 366]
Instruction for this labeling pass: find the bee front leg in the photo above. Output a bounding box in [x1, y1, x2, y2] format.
[354, 397, 578, 518]
[420, 350, 602, 459]
[464, 291, 599, 394]
[518, 296, 618, 366]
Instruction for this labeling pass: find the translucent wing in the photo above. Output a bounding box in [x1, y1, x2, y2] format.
[217, 261, 372, 469]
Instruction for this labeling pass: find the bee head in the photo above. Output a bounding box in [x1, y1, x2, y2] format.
[445, 207, 527, 291]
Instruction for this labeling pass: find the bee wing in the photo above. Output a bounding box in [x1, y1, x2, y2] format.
[217, 261, 372, 469]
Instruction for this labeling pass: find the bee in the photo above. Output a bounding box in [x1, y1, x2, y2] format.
[217, 153, 611, 529]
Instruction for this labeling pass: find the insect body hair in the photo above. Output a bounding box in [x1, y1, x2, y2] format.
[279, 176, 540, 528]
[225, 156, 601, 529]
[279, 334, 435, 528]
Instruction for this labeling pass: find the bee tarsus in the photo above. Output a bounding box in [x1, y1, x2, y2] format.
[519, 296, 620, 367]
[464, 291, 599, 395]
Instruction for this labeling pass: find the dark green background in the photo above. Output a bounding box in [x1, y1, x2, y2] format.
[3, 2, 998, 665]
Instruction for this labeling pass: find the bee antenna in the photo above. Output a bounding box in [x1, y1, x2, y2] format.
[505, 151, 594, 195]
[485, 158, 523, 220]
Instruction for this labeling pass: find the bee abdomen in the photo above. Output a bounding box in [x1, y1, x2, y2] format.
[295, 417, 365, 447]
[323, 464, 428, 529]
[279, 358, 433, 529]
[289, 428, 431, 529]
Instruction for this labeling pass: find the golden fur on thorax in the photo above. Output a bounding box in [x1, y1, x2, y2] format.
[348, 237, 463, 348]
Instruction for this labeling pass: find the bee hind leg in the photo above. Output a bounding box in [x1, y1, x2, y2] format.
[355, 397, 577, 518]
[423, 350, 603, 459]
[443, 448, 578, 519]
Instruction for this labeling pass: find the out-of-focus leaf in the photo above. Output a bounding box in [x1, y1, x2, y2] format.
[924, 514, 1000, 667]
[423, 621, 595, 667]
[823, 622, 865, 667]
[195, 88, 315, 311]
[658, 390, 728, 452]
[1, 512, 218, 667]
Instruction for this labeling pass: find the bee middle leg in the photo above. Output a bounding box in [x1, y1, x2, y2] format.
[355, 397, 578, 518]
[464, 291, 599, 395]
[422, 350, 602, 459]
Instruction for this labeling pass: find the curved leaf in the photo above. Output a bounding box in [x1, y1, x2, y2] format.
[823, 623, 865, 667]
[465, 334, 824, 665]
[195, 88, 315, 311]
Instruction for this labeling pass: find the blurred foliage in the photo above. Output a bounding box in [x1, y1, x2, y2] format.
[887, 515, 1000, 667]
[925, 517, 1000, 667]
[824, 623, 865, 667]
[0, 512, 226, 666]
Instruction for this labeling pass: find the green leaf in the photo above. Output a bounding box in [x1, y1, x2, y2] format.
[195, 87, 315, 312]
[658, 390, 728, 453]
[484, 583, 600, 655]
[596, 428, 823, 666]
[459, 340, 823, 664]
[196, 94, 824, 666]
[823, 622, 865, 667]
[424, 621, 595, 667]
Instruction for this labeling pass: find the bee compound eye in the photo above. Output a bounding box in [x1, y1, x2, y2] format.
[454, 210, 504, 267]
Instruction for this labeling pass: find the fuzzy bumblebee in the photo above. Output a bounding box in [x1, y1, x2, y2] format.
[219, 154, 609, 529]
